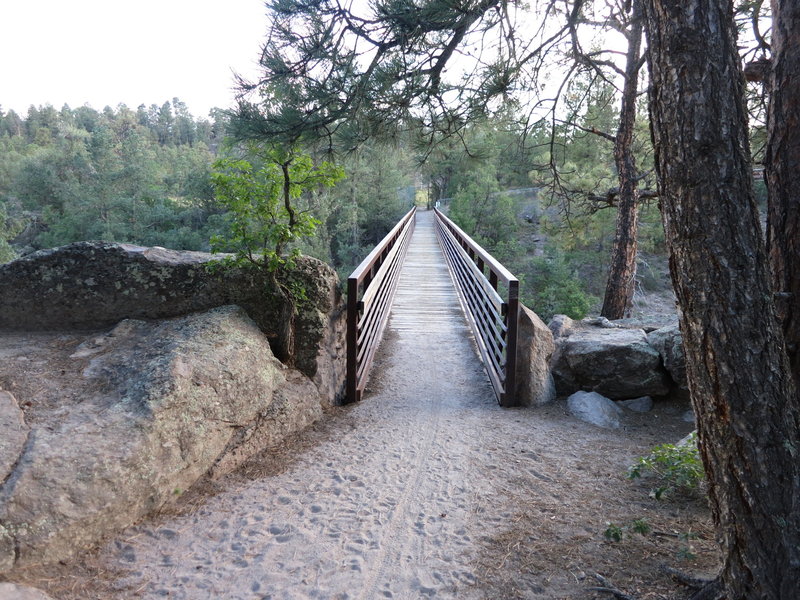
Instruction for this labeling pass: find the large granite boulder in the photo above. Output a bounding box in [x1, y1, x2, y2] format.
[0, 242, 345, 404]
[551, 327, 670, 399]
[515, 305, 556, 406]
[0, 306, 323, 573]
[647, 324, 687, 390]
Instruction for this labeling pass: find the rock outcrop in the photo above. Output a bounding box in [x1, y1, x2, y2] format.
[647, 324, 687, 390]
[551, 327, 671, 399]
[0, 242, 345, 404]
[0, 307, 322, 573]
[0, 391, 28, 484]
[515, 305, 556, 406]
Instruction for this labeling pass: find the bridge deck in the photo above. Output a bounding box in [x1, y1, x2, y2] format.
[386, 209, 470, 339]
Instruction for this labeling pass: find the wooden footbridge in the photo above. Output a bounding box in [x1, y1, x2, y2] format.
[346, 208, 520, 406]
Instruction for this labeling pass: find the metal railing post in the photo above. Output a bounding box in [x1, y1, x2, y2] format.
[503, 280, 519, 407]
[346, 275, 359, 403]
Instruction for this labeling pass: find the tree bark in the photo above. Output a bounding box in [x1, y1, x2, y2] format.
[600, 2, 644, 320]
[766, 0, 800, 386]
[642, 0, 800, 597]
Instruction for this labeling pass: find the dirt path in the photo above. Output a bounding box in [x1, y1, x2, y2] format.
[103, 211, 518, 598]
[8, 213, 717, 599]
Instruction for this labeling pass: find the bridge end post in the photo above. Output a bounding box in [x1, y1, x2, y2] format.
[346, 276, 359, 404]
[503, 280, 520, 407]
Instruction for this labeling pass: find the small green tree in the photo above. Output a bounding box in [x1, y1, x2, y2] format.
[210, 145, 344, 271]
[210, 145, 344, 363]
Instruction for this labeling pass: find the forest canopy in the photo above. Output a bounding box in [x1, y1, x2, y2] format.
[0, 96, 669, 321]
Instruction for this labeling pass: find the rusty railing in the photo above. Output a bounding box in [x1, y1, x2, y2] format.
[346, 207, 417, 403]
[434, 209, 519, 407]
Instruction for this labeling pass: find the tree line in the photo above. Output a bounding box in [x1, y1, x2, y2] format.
[0, 101, 419, 279]
[2, 97, 657, 321]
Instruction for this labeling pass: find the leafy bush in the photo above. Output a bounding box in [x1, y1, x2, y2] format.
[210, 146, 343, 271]
[628, 431, 705, 499]
[519, 250, 598, 320]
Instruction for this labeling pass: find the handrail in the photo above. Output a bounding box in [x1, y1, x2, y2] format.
[346, 207, 417, 403]
[434, 209, 519, 407]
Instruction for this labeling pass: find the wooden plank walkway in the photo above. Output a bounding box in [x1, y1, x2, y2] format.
[386, 209, 470, 338]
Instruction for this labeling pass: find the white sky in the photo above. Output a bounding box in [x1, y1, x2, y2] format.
[1, 0, 268, 119]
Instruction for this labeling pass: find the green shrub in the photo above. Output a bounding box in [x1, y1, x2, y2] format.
[520, 250, 598, 320]
[604, 523, 623, 542]
[603, 518, 651, 542]
[628, 431, 705, 499]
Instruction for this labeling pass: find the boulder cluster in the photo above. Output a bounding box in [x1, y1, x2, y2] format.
[548, 315, 687, 428]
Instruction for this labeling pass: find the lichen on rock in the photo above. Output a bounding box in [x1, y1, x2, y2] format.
[0, 241, 346, 404]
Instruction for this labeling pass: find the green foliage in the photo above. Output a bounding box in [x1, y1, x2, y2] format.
[628, 432, 705, 499]
[449, 168, 519, 248]
[631, 518, 651, 535]
[0, 103, 417, 276]
[317, 140, 415, 273]
[604, 523, 623, 542]
[210, 146, 344, 272]
[0, 102, 228, 252]
[637, 202, 666, 255]
[0, 201, 21, 263]
[519, 250, 598, 320]
[603, 519, 650, 542]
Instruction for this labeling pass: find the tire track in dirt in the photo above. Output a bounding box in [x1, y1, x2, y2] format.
[355, 354, 444, 600]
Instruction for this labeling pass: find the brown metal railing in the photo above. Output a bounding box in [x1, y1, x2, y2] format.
[346, 207, 417, 403]
[434, 209, 520, 407]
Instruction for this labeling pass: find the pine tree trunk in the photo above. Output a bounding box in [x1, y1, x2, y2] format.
[600, 3, 643, 320]
[642, 0, 800, 597]
[766, 0, 800, 386]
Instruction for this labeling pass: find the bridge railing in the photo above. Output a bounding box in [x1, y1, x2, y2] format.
[346, 207, 417, 403]
[434, 209, 519, 407]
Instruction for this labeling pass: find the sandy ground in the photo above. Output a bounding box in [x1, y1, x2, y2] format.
[4, 214, 718, 599]
[6, 336, 716, 600]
